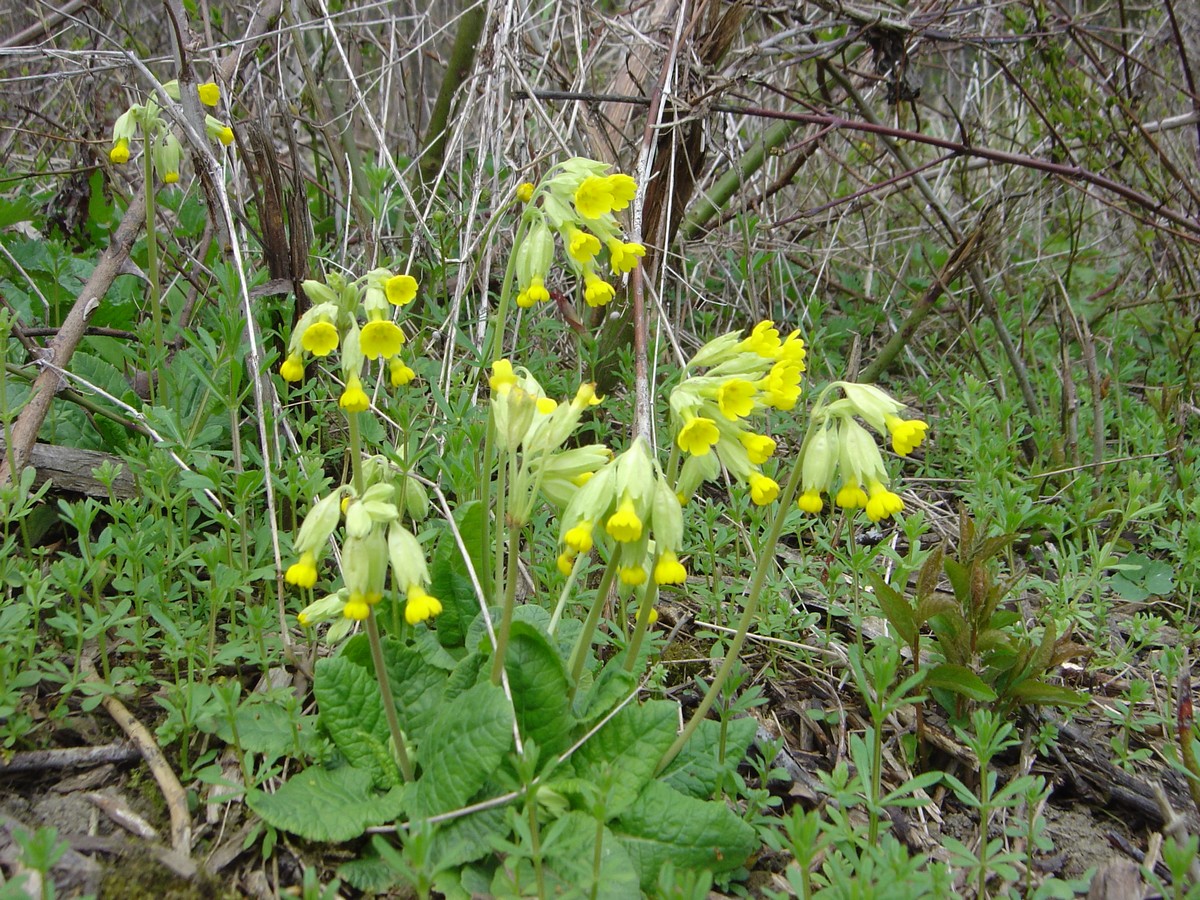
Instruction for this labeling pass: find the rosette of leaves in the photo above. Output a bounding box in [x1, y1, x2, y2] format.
[248, 515, 758, 895]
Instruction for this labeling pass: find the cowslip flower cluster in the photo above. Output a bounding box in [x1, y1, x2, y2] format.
[669, 321, 806, 506]
[513, 158, 646, 310]
[796, 382, 928, 521]
[279, 268, 420, 400]
[108, 80, 233, 183]
[290, 459, 440, 632]
[488, 359, 608, 523]
[557, 437, 688, 589]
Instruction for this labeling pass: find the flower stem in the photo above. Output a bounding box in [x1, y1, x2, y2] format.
[548, 552, 586, 635]
[489, 517, 522, 686]
[484, 214, 530, 366]
[492, 452, 509, 602]
[366, 610, 414, 782]
[655, 426, 811, 775]
[568, 554, 620, 696]
[143, 145, 165, 406]
[347, 410, 365, 495]
[623, 580, 659, 672]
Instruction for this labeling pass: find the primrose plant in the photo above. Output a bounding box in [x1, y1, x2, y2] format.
[251, 158, 929, 895]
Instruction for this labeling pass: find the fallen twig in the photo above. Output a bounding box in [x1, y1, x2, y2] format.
[0, 741, 140, 774]
[81, 658, 191, 856]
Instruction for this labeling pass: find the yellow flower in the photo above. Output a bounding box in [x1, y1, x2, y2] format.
[758, 361, 803, 410]
[836, 480, 868, 510]
[741, 320, 782, 357]
[798, 489, 824, 514]
[654, 551, 687, 585]
[109, 137, 130, 164]
[606, 174, 637, 210]
[389, 357, 415, 387]
[297, 591, 345, 627]
[748, 472, 780, 506]
[865, 481, 904, 522]
[605, 497, 643, 543]
[619, 564, 646, 586]
[386, 273, 418, 306]
[567, 227, 601, 263]
[339, 375, 370, 412]
[489, 359, 518, 392]
[608, 240, 645, 274]
[717, 379, 756, 419]
[205, 115, 234, 146]
[343, 593, 370, 620]
[302, 321, 339, 356]
[779, 330, 806, 366]
[798, 423, 837, 512]
[154, 133, 183, 184]
[280, 353, 305, 383]
[557, 552, 576, 576]
[404, 584, 443, 625]
[565, 520, 594, 553]
[516, 182, 535, 203]
[197, 82, 220, 106]
[518, 276, 551, 308]
[583, 274, 614, 308]
[360, 320, 405, 360]
[885, 415, 928, 456]
[740, 432, 776, 465]
[285, 551, 318, 588]
[574, 175, 614, 219]
[676, 416, 720, 456]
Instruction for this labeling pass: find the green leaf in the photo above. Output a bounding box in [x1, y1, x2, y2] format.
[247, 766, 404, 841]
[410, 680, 513, 818]
[0, 195, 37, 228]
[574, 657, 637, 724]
[445, 652, 488, 701]
[381, 637, 448, 745]
[466, 604, 551, 655]
[338, 855, 399, 894]
[612, 781, 757, 889]
[1110, 553, 1175, 600]
[1006, 679, 1087, 708]
[915, 594, 957, 623]
[538, 811, 640, 899]
[571, 700, 677, 819]
[868, 572, 916, 645]
[210, 699, 310, 760]
[943, 557, 970, 603]
[976, 533, 1018, 563]
[428, 806, 507, 870]
[313, 654, 392, 785]
[662, 718, 756, 799]
[505, 622, 574, 757]
[925, 664, 997, 702]
[915, 544, 945, 602]
[430, 532, 477, 651]
[1143, 561, 1175, 595]
[339, 634, 453, 745]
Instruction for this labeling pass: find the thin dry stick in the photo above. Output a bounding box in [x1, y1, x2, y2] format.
[629, 0, 694, 441]
[82, 657, 191, 855]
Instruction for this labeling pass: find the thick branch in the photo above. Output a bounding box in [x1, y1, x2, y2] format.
[0, 187, 147, 486]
